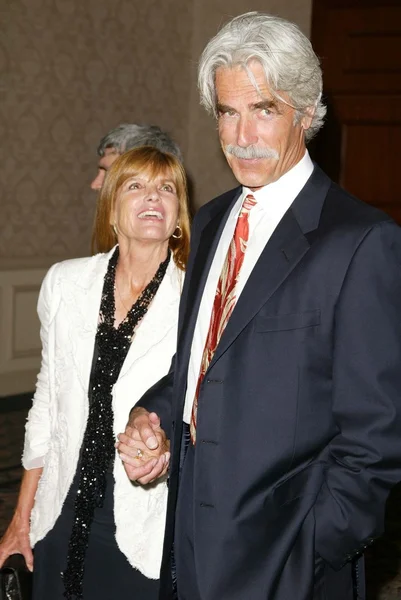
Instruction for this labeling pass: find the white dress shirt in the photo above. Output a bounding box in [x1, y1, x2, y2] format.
[183, 151, 314, 423]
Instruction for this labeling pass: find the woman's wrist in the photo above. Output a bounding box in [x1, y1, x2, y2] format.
[12, 508, 31, 529]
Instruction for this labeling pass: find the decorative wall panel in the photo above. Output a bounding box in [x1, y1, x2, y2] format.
[12, 286, 41, 359]
[0, 268, 47, 396]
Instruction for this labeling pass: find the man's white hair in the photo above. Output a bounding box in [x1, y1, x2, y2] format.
[198, 12, 326, 142]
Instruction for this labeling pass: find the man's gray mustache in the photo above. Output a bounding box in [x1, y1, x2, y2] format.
[225, 145, 280, 160]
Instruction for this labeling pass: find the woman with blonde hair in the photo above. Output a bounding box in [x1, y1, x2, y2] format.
[0, 146, 191, 599]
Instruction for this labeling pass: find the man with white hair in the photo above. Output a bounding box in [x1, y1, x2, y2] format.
[90, 123, 182, 190]
[118, 12, 401, 600]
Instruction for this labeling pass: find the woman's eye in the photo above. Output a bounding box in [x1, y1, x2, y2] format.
[161, 184, 174, 192]
[128, 182, 140, 190]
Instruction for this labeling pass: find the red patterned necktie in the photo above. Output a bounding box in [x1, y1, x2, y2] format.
[190, 194, 257, 444]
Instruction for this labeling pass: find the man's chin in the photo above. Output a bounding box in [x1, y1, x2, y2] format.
[232, 167, 273, 190]
[228, 158, 276, 187]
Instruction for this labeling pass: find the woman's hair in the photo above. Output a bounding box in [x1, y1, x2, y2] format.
[91, 146, 191, 271]
[198, 12, 326, 141]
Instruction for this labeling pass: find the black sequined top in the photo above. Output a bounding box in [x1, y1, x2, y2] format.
[85, 340, 116, 473]
[62, 246, 170, 600]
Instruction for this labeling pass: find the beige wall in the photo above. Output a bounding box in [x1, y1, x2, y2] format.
[0, 0, 192, 266]
[0, 0, 312, 395]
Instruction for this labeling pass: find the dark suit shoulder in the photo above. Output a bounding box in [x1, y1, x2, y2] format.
[194, 186, 241, 225]
[323, 180, 395, 231]
[308, 179, 401, 274]
[298, 166, 399, 260]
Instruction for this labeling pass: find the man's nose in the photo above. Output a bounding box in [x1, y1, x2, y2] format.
[237, 116, 258, 147]
[90, 171, 105, 191]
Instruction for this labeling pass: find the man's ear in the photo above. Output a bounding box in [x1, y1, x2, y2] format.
[301, 105, 315, 131]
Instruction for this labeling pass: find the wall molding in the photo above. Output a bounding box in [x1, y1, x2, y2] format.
[0, 267, 47, 396]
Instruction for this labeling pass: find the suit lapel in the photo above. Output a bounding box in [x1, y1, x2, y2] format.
[178, 188, 241, 353]
[210, 209, 309, 367]
[197, 165, 331, 370]
[174, 165, 332, 392]
[209, 165, 331, 367]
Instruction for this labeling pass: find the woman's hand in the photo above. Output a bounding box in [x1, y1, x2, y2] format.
[0, 512, 33, 571]
[117, 408, 170, 484]
[0, 467, 43, 572]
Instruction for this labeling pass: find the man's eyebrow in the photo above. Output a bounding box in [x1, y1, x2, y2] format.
[216, 103, 233, 113]
[216, 99, 281, 113]
[251, 99, 279, 111]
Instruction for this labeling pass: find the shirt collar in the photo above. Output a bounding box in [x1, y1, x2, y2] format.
[239, 151, 314, 219]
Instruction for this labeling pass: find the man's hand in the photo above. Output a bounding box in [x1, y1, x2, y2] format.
[116, 407, 170, 485]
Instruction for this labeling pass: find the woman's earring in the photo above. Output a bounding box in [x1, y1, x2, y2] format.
[172, 224, 182, 239]
[112, 223, 118, 237]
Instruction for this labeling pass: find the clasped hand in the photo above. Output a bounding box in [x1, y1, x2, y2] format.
[116, 407, 170, 485]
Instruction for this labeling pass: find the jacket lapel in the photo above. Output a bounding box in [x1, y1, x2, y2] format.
[119, 259, 183, 379]
[208, 165, 332, 369]
[209, 209, 310, 367]
[61, 248, 183, 392]
[178, 188, 241, 353]
[61, 249, 115, 393]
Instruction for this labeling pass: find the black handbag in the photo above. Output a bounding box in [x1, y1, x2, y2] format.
[0, 554, 32, 600]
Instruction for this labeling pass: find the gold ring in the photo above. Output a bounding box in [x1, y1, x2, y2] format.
[134, 448, 144, 460]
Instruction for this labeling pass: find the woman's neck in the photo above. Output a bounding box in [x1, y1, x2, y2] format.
[113, 241, 169, 327]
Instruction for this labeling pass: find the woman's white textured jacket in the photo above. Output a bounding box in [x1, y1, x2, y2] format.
[22, 247, 183, 579]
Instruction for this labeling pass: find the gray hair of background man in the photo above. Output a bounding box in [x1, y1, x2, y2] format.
[198, 12, 327, 142]
[97, 123, 183, 161]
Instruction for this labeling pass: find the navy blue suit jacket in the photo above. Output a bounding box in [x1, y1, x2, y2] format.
[139, 165, 401, 600]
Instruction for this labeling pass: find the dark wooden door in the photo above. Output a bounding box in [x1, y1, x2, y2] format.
[310, 0, 401, 223]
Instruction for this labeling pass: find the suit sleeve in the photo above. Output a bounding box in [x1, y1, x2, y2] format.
[22, 263, 59, 470]
[314, 220, 401, 569]
[133, 204, 210, 436]
[134, 354, 175, 436]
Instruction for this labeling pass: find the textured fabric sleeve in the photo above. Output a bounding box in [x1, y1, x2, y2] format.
[22, 262, 59, 469]
[134, 354, 175, 436]
[314, 221, 401, 569]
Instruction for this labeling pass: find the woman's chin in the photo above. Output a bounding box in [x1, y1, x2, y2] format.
[119, 232, 171, 247]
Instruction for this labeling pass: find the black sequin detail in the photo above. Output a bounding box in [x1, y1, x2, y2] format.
[62, 246, 170, 599]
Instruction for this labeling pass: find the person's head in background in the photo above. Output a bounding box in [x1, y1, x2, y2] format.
[90, 124, 183, 191]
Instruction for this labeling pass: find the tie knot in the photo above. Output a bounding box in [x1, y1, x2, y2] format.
[241, 194, 257, 214]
